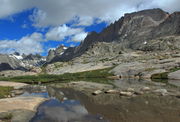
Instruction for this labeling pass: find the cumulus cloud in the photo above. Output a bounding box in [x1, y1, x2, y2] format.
[72, 32, 87, 42]
[46, 24, 87, 42]
[0, 0, 180, 27]
[0, 32, 44, 54]
[0, 0, 180, 54]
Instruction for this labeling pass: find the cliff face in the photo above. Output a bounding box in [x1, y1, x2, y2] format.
[49, 8, 180, 63]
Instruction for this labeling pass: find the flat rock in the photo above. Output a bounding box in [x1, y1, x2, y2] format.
[0, 81, 28, 89]
[141, 87, 151, 91]
[168, 70, 180, 80]
[120, 91, 133, 96]
[168, 80, 180, 87]
[105, 89, 119, 94]
[154, 89, 168, 96]
[0, 97, 47, 113]
[126, 88, 135, 92]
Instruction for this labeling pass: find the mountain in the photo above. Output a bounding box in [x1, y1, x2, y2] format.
[48, 8, 180, 63]
[46, 45, 68, 63]
[0, 53, 46, 71]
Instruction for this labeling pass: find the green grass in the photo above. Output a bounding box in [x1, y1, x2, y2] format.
[0, 113, 13, 121]
[0, 67, 114, 84]
[169, 67, 180, 72]
[0, 86, 13, 99]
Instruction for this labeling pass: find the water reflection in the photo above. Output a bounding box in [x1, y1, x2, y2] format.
[31, 99, 106, 122]
[29, 86, 107, 122]
[27, 84, 180, 122]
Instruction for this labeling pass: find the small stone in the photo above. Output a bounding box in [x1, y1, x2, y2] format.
[92, 90, 102, 95]
[120, 91, 133, 96]
[154, 89, 168, 96]
[63, 97, 68, 101]
[141, 87, 150, 91]
[105, 89, 119, 94]
[134, 91, 144, 95]
[127, 88, 135, 92]
[11, 93, 15, 97]
[99, 116, 103, 120]
[145, 101, 149, 105]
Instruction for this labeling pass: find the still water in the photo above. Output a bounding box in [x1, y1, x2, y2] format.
[20, 83, 180, 122]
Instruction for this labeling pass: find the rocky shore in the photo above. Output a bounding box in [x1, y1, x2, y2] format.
[0, 82, 47, 122]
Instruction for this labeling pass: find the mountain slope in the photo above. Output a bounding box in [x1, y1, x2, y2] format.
[49, 8, 180, 63]
[0, 53, 46, 71]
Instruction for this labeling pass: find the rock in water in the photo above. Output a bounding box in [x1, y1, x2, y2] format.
[120, 91, 133, 96]
[105, 89, 119, 94]
[92, 90, 103, 95]
[141, 87, 151, 91]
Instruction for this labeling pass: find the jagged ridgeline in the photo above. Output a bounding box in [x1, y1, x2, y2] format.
[0, 53, 46, 71]
[48, 8, 180, 63]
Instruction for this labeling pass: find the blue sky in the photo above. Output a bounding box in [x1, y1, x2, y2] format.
[0, 8, 107, 56]
[0, 0, 179, 56]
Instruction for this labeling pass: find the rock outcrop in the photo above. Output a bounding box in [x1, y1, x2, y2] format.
[46, 45, 68, 62]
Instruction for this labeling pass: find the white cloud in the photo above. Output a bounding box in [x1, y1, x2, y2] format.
[0, 0, 180, 27]
[72, 32, 87, 42]
[45, 24, 87, 42]
[0, 0, 180, 54]
[0, 32, 44, 54]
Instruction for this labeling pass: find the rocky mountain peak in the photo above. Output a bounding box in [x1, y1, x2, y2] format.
[46, 45, 68, 62]
[48, 8, 180, 63]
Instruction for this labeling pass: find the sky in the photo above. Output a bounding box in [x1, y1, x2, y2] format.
[0, 0, 180, 56]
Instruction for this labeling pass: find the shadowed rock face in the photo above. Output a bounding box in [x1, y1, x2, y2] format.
[0, 54, 24, 71]
[46, 45, 67, 62]
[0, 63, 13, 71]
[49, 8, 180, 63]
[0, 53, 45, 71]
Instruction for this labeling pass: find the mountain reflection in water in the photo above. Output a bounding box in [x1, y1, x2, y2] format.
[28, 85, 180, 122]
